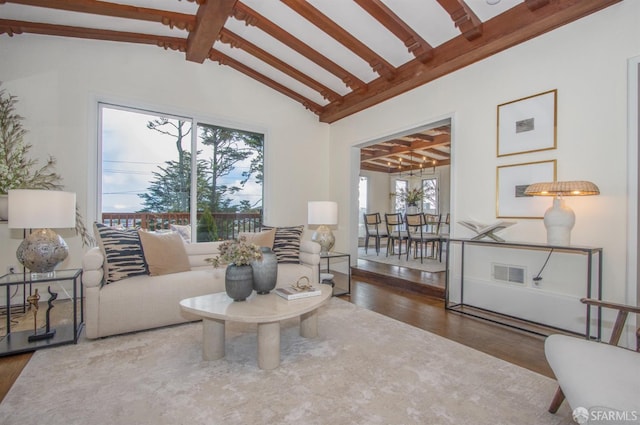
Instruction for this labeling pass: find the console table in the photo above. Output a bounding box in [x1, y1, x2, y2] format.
[0, 269, 84, 356]
[445, 239, 602, 339]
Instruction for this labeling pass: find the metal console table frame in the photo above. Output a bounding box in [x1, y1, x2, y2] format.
[445, 239, 603, 340]
[0, 269, 84, 356]
[319, 251, 351, 296]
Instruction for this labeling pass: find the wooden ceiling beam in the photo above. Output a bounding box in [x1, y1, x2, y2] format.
[407, 133, 435, 142]
[385, 140, 413, 147]
[360, 162, 392, 173]
[361, 139, 450, 161]
[410, 134, 450, 145]
[525, 0, 552, 11]
[281, 0, 397, 81]
[2, 0, 196, 31]
[232, 2, 366, 93]
[320, 0, 621, 123]
[435, 0, 483, 41]
[218, 28, 341, 103]
[361, 145, 393, 155]
[392, 155, 449, 169]
[208, 49, 324, 115]
[415, 148, 451, 159]
[362, 156, 451, 174]
[186, 0, 237, 63]
[353, 0, 433, 64]
[0, 18, 187, 49]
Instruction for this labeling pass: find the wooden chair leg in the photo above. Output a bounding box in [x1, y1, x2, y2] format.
[548, 386, 565, 413]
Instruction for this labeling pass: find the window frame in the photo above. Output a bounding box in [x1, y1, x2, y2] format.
[97, 101, 266, 237]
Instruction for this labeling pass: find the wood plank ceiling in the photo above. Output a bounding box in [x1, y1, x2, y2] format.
[0, 0, 621, 127]
[361, 125, 451, 174]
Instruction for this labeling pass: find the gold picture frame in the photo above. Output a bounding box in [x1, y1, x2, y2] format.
[497, 90, 557, 157]
[496, 160, 557, 219]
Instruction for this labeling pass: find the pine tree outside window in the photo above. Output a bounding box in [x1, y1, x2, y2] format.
[99, 104, 264, 241]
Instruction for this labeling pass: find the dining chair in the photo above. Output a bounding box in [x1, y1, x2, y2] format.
[363, 212, 388, 255]
[436, 213, 450, 261]
[384, 213, 408, 259]
[423, 213, 442, 260]
[405, 213, 438, 263]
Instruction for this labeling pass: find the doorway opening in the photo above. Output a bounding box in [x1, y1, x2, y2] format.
[355, 118, 452, 295]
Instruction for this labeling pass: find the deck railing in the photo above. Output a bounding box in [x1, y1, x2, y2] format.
[101, 211, 262, 241]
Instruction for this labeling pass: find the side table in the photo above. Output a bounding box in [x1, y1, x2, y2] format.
[319, 252, 351, 296]
[0, 269, 84, 356]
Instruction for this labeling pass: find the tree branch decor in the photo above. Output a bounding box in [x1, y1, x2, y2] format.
[0, 83, 94, 246]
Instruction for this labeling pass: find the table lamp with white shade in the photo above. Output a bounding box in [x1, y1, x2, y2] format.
[308, 201, 338, 255]
[524, 181, 599, 245]
[8, 189, 76, 276]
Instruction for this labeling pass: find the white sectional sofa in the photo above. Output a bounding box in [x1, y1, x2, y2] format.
[82, 239, 321, 339]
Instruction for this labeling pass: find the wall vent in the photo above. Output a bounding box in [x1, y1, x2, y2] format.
[492, 264, 525, 284]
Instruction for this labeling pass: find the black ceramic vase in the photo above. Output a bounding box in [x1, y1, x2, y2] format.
[225, 264, 254, 301]
[251, 247, 278, 294]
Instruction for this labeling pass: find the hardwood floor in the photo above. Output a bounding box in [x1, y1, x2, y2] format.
[344, 278, 552, 379]
[0, 262, 554, 404]
[0, 351, 31, 403]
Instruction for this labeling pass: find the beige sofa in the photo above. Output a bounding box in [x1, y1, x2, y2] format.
[81, 240, 321, 339]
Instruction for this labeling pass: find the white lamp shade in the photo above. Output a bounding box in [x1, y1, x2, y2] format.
[308, 201, 338, 225]
[8, 189, 76, 229]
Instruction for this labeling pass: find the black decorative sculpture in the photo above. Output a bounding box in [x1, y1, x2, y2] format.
[28, 286, 57, 342]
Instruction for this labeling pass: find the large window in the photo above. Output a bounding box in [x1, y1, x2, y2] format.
[422, 178, 438, 214]
[394, 180, 408, 212]
[99, 104, 264, 241]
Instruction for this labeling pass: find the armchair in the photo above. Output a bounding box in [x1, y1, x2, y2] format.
[545, 298, 640, 416]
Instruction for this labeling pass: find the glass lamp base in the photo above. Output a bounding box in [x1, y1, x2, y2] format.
[17, 228, 69, 274]
[312, 225, 335, 255]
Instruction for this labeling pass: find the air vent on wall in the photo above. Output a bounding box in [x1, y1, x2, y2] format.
[492, 264, 525, 284]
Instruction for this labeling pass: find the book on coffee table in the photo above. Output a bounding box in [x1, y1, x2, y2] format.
[274, 286, 322, 300]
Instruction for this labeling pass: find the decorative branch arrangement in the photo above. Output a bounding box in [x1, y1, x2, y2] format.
[0, 83, 94, 246]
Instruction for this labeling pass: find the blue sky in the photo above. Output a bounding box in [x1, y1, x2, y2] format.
[100, 106, 261, 212]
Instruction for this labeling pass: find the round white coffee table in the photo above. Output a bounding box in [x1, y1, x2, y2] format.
[179, 285, 332, 370]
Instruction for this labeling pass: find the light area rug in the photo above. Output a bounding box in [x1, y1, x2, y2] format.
[358, 246, 447, 273]
[0, 298, 572, 425]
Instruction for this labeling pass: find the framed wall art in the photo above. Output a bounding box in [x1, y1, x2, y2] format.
[496, 160, 556, 218]
[497, 89, 557, 157]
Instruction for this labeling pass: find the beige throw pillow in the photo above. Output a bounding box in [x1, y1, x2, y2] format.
[138, 230, 191, 276]
[238, 229, 276, 248]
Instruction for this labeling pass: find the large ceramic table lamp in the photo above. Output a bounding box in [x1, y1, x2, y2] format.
[524, 181, 599, 246]
[308, 201, 338, 255]
[8, 189, 76, 277]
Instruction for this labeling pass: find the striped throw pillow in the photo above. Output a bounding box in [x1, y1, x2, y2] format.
[94, 223, 148, 284]
[261, 225, 304, 264]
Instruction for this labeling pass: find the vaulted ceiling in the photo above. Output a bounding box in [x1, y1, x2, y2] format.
[0, 0, 620, 124]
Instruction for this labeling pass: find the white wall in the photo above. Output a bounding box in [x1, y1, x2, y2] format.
[360, 170, 390, 215]
[0, 35, 329, 272]
[330, 1, 640, 335]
